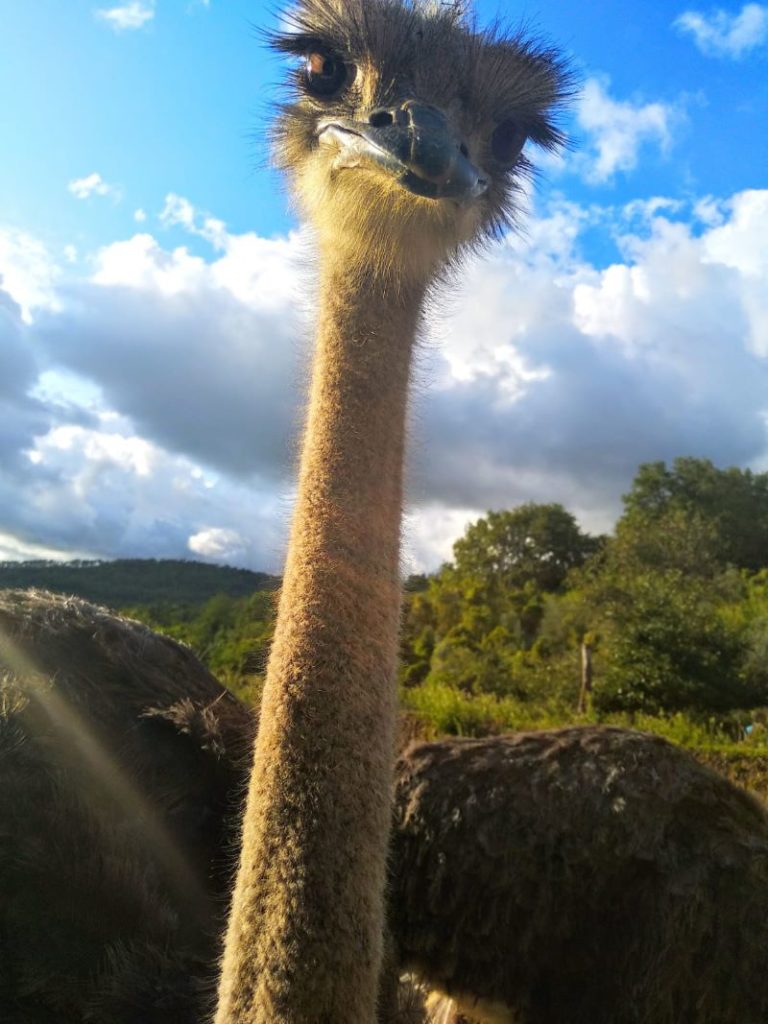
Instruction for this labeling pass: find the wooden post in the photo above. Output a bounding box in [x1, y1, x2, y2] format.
[578, 640, 593, 714]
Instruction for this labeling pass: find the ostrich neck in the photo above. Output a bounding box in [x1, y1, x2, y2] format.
[215, 258, 426, 1024]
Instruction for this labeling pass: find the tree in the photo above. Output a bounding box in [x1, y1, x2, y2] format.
[622, 458, 768, 572]
[594, 568, 757, 713]
[452, 504, 602, 596]
[556, 487, 768, 714]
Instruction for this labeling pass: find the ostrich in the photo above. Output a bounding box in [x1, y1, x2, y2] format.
[8, 3, 764, 1023]
[388, 727, 768, 1024]
[214, 2, 571, 1022]
[0, 588, 252, 1023]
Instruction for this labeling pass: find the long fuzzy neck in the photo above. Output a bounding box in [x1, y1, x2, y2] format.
[215, 258, 425, 1024]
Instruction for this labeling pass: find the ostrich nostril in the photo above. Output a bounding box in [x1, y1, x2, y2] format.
[369, 109, 394, 128]
[459, 142, 470, 158]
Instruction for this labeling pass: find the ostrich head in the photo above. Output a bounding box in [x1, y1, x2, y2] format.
[271, 0, 573, 281]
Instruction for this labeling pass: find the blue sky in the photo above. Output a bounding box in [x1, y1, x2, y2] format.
[1, 0, 767, 570]
[3, 0, 765, 254]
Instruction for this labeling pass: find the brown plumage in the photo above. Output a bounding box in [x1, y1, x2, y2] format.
[5, 590, 768, 1022]
[0, 587, 424, 1023]
[0, 588, 252, 1023]
[389, 727, 768, 1024]
[215, 3, 572, 1022]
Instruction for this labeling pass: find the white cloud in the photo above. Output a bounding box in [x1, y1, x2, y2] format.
[402, 505, 480, 574]
[407, 188, 768, 555]
[693, 195, 727, 227]
[675, 3, 768, 57]
[134, 208, 147, 223]
[160, 193, 228, 250]
[95, 1, 155, 31]
[622, 197, 684, 223]
[158, 194, 307, 309]
[0, 228, 60, 321]
[576, 79, 676, 184]
[702, 189, 768, 278]
[68, 172, 122, 202]
[189, 527, 249, 564]
[13, 416, 286, 567]
[33, 203, 306, 487]
[90, 233, 211, 294]
[703, 190, 768, 355]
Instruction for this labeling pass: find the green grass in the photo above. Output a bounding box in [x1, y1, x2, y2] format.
[401, 681, 768, 750]
[400, 681, 768, 799]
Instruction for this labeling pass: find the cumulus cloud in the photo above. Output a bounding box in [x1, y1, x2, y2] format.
[0, 214, 296, 569]
[675, 3, 768, 57]
[68, 172, 122, 202]
[95, 1, 155, 31]
[34, 217, 306, 481]
[2, 190, 768, 571]
[576, 79, 676, 184]
[10, 416, 286, 565]
[0, 286, 60, 542]
[404, 190, 768, 554]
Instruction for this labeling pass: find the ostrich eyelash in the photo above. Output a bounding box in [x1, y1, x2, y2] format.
[268, 30, 347, 59]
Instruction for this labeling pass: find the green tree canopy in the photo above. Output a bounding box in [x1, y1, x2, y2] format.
[593, 568, 760, 714]
[452, 504, 602, 595]
[622, 458, 768, 572]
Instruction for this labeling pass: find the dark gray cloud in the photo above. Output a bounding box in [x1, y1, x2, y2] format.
[34, 281, 302, 481]
[0, 287, 53, 474]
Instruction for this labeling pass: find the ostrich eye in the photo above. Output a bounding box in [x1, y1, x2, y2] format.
[305, 52, 353, 98]
[490, 118, 527, 167]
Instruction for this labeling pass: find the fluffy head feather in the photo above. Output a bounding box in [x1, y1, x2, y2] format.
[270, 0, 575, 281]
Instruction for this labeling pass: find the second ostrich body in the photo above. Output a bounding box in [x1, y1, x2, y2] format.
[390, 727, 768, 1024]
[215, 2, 570, 1022]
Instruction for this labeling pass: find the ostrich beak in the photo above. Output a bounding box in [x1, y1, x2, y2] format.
[318, 103, 488, 202]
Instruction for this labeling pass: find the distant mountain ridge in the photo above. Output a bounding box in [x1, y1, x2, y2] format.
[0, 559, 278, 609]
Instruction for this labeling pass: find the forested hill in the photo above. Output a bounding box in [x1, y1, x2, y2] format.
[0, 558, 278, 609]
